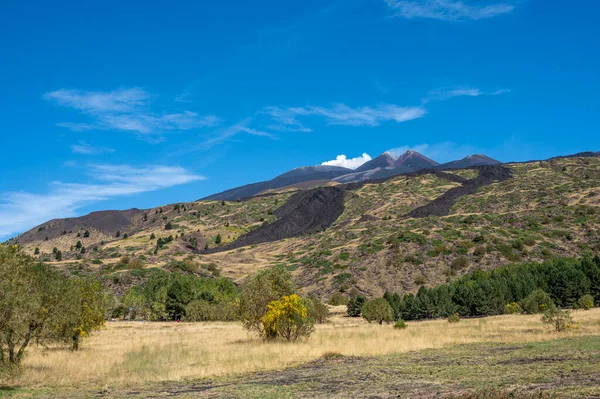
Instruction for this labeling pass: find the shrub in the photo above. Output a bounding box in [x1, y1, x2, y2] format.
[504, 302, 522, 314]
[393, 319, 407, 329]
[305, 296, 330, 324]
[347, 293, 366, 317]
[448, 313, 460, 323]
[128, 259, 145, 270]
[361, 298, 394, 325]
[261, 294, 314, 341]
[521, 290, 554, 314]
[329, 292, 348, 306]
[541, 307, 572, 332]
[414, 274, 427, 285]
[451, 256, 469, 272]
[579, 294, 594, 310]
[215, 234, 222, 244]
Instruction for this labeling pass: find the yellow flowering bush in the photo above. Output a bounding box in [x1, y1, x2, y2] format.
[261, 294, 314, 341]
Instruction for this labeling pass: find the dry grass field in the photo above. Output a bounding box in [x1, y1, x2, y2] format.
[3, 308, 600, 398]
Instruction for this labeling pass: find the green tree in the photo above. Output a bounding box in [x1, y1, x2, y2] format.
[34, 248, 40, 255]
[215, 234, 222, 244]
[347, 293, 366, 317]
[63, 278, 108, 350]
[75, 241, 82, 249]
[239, 266, 295, 337]
[0, 246, 77, 366]
[83, 230, 90, 238]
[361, 298, 394, 325]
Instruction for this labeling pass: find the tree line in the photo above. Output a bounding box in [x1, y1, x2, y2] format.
[377, 256, 600, 322]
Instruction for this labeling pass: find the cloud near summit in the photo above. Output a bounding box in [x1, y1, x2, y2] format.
[322, 153, 372, 169]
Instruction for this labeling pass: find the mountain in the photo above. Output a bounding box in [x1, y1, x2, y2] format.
[354, 153, 396, 172]
[435, 154, 501, 170]
[8, 152, 600, 299]
[333, 150, 438, 184]
[394, 150, 439, 169]
[202, 165, 351, 201]
[333, 164, 414, 183]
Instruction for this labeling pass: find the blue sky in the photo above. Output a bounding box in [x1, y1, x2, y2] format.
[1, 0, 599, 239]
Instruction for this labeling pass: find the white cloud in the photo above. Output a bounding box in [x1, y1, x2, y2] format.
[0, 164, 204, 240]
[384, 0, 515, 21]
[45, 88, 220, 139]
[71, 141, 115, 155]
[321, 153, 373, 169]
[423, 86, 511, 103]
[265, 103, 426, 129]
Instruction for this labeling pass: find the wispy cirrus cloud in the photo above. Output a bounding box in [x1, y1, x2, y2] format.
[383, 0, 515, 21]
[423, 86, 511, 103]
[71, 140, 115, 155]
[265, 103, 426, 130]
[321, 153, 373, 169]
[0, 164, 204, 240]
[45, 88, 220, 140]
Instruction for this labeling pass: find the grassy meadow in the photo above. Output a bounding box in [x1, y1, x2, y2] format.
[3, 307, 600, 398]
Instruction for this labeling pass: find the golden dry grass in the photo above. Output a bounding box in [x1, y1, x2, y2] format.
[10, 308, 600, 390]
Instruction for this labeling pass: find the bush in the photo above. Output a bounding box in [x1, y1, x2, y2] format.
[448, 313, 460, 323]
[579, 294, 594, 310]
[541, 308, 572, 332]
[451, 256, 469, 272]
[329, 292, 348, 306]
[361, 298, 394, 325]
[261, 294, 314, 341]
[521, 290, 554, 314]
[305, 296, 330, 324]
[504, 302, 522, 314]
[393, 319, 407, 329]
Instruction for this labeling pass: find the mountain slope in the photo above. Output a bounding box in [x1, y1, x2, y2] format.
[202, 165, 351, 201]
[9, 153, 600, 301]
[394, 150, 439, 169]
[436, 154, 501, 170]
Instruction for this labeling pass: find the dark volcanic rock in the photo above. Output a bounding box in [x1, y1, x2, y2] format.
[211, 186, 346, 252]
[405, 165, 513, 218]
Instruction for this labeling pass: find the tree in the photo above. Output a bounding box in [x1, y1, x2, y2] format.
[215, 234, 222, 244]
[541, 308, 572, 332]
[239, 266, 295, 337]
[83, 230, 90, 238]
[150, 233, 156, 240]
[34, 248, 40, 255]
[75, 241, 82, 250]
[80, 247, 86, 254]
[0, 246, 77, 366]
[165, 222, 173, 230]
[62, 278, 108, 350]
[347, 293, 366, 317]
[116, 231, 121, 238]
[55, 250, 62, 261]
[261, 294, 314, 341]
[361, 298, 394, 325]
